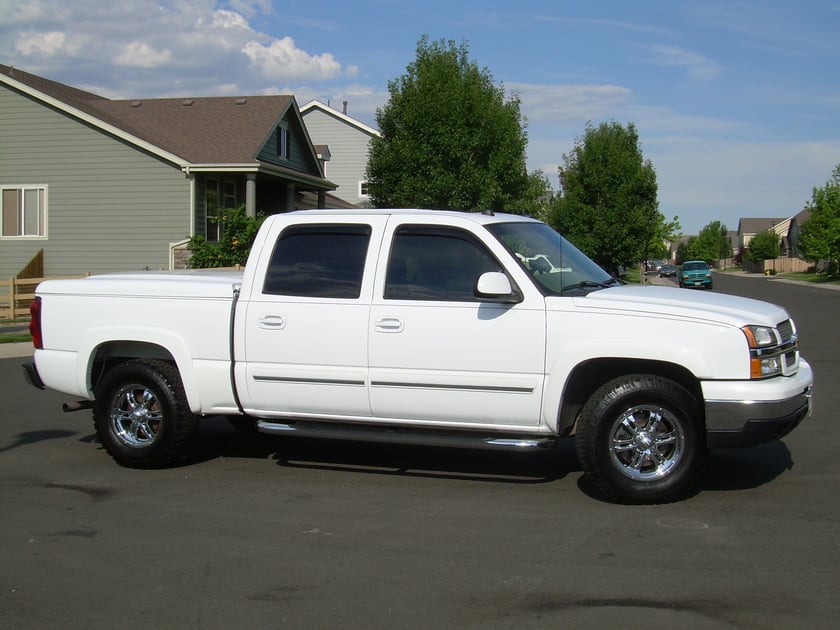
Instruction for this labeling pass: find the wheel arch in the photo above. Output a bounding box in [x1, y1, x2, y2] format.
[556, 358, 704, 436]
[85, 338, 200, 413]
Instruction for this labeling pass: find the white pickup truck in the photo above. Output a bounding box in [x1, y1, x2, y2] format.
[24, 209, 813, 503]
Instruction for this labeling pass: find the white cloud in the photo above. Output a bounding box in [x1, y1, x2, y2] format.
[207, 9, 251, 30]
[646, 44, 722, 80]
[508, 83, 633, 125]
[114, 42, 172, 68]
[242, 36, 343, 81]
[1, 1, 354, 95]
[15, 30, 67, 56]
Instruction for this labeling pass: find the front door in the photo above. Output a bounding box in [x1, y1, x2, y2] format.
[368, 221, 546, 428]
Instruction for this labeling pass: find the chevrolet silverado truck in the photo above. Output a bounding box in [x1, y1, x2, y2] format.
[23, 209, 813, 503]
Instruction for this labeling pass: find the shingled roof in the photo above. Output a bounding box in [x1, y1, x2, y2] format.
[1, 64, 299, 166]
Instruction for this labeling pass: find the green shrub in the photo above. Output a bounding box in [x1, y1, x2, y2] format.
[187, 206, 265, 268]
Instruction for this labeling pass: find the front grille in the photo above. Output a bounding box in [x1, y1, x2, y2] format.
[777, 319, 794, 343]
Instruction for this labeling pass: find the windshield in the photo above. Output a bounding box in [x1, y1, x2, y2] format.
[683, 262, 709, 271]
[486, 222, 617, 295]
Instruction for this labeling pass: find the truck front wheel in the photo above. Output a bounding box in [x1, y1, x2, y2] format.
[576, 375, 705, 503]
[93, 360, 197, 468]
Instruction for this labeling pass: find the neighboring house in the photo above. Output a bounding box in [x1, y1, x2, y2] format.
[0, 64, 351, 277]
[300, 100, 380, 207]
[787, 208, 811, 259]
[737, 217, 788, 251]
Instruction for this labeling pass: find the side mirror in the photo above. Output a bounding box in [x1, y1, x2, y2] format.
[475, 272, 522, 303]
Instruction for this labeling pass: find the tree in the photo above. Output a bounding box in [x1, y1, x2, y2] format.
[743, 229, 777, 263]
[366, 36, 541, 213]
[799, 164, 840, 274]
[689, 220, 732, 262]
[548, 121, 663, 274]
[187, 206, 265, 268]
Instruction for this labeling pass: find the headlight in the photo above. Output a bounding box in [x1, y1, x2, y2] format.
[742, 325, 778, 348]
[742, 325, 783, 378]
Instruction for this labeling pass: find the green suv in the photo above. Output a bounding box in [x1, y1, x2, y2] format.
[679, 260, 713, 289]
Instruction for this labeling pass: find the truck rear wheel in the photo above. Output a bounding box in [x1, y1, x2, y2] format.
[93, 359, 197, 468]
[575, 375, 705, 503]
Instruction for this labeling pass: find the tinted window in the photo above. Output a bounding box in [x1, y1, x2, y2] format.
[385, 226, 502, 301]
[263, 224, 371, 298]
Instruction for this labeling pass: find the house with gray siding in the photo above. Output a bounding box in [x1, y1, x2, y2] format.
[0, 65, 350, 278]
[300, 100, 380, 207]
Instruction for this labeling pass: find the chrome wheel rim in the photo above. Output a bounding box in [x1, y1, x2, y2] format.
[110, 384, 163, 448]
[609, 404, 685, 481]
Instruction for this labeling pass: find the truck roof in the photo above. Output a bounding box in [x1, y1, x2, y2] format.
[284, 208, 542, 226]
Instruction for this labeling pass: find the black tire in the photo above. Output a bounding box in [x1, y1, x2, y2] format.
[575, 374, 705, 504]
[93, 359, 197, 468]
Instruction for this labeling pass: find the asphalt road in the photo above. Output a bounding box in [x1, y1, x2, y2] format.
[1, 274, 838, 628]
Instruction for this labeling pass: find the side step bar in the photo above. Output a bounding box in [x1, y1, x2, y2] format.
[256, 420, 556, 451]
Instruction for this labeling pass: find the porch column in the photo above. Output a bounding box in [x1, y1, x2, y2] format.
[318, 190, 326, 208]
[285, 183, 296, 211]
[245, 174, 256, 218]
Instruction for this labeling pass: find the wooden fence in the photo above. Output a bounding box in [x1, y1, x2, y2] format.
[1, 274, 89, 320]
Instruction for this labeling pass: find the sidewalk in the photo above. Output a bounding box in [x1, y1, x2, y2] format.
[718, 270, 840, 291]
[0, 342, 32, 359]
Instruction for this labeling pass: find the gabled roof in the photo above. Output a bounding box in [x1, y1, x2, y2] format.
[0, 64, 325, 178]
[737, 217, 787, 235]
[92, 95, 294, 164]
[300, 99, 380, 137]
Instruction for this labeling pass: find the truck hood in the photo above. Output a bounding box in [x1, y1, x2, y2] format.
[566, 285, 790, 328]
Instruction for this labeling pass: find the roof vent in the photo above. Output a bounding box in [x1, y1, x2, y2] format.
[181, 99, 194, 106]
[130, 101, 141, 108]
[235, 98, 247, 105]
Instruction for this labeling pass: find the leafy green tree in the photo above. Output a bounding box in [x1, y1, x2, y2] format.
[690, 220, 732, 262]
[548, 121, 662, 274]
[799, 164, 840, 273]
[366, 36, 540, 213]
[187, 206, 265, 268]
[676, 238, 695, 264]
[743, 229, 778, 263]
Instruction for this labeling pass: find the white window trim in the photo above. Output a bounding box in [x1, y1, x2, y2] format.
[358, 181, 370, 199]
[0, 184, 48, 240]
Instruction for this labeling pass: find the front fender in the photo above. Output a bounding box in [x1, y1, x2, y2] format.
[542, 310, 747, 431]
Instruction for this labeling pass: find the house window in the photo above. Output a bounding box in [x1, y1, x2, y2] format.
[205, 178, 237, 242]
[277, 126, 290, 160]
[1, 186, 47, 238]
[359, 181, 370, 198]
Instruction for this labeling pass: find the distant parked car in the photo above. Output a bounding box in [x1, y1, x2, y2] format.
[645, 259, 663, 273]
[659, 264, 677, 278]
[679, 260, 713, 289]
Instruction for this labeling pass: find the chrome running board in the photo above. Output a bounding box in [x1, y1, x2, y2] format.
[256, 420, 555, 451]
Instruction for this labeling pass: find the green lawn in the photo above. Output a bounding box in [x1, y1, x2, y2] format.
[0, 332, 32, 344]
[779, 271, 840, 285]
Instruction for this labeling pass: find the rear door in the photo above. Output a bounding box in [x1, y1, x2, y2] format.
[238, 217, 386, 419]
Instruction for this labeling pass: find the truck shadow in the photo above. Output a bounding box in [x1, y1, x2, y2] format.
[180, 418, 797, 495]
[703, 441, 794, 491]
[185, 417, 577, 484]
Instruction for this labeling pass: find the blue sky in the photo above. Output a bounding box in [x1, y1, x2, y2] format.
[2, 0, 838, 234]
